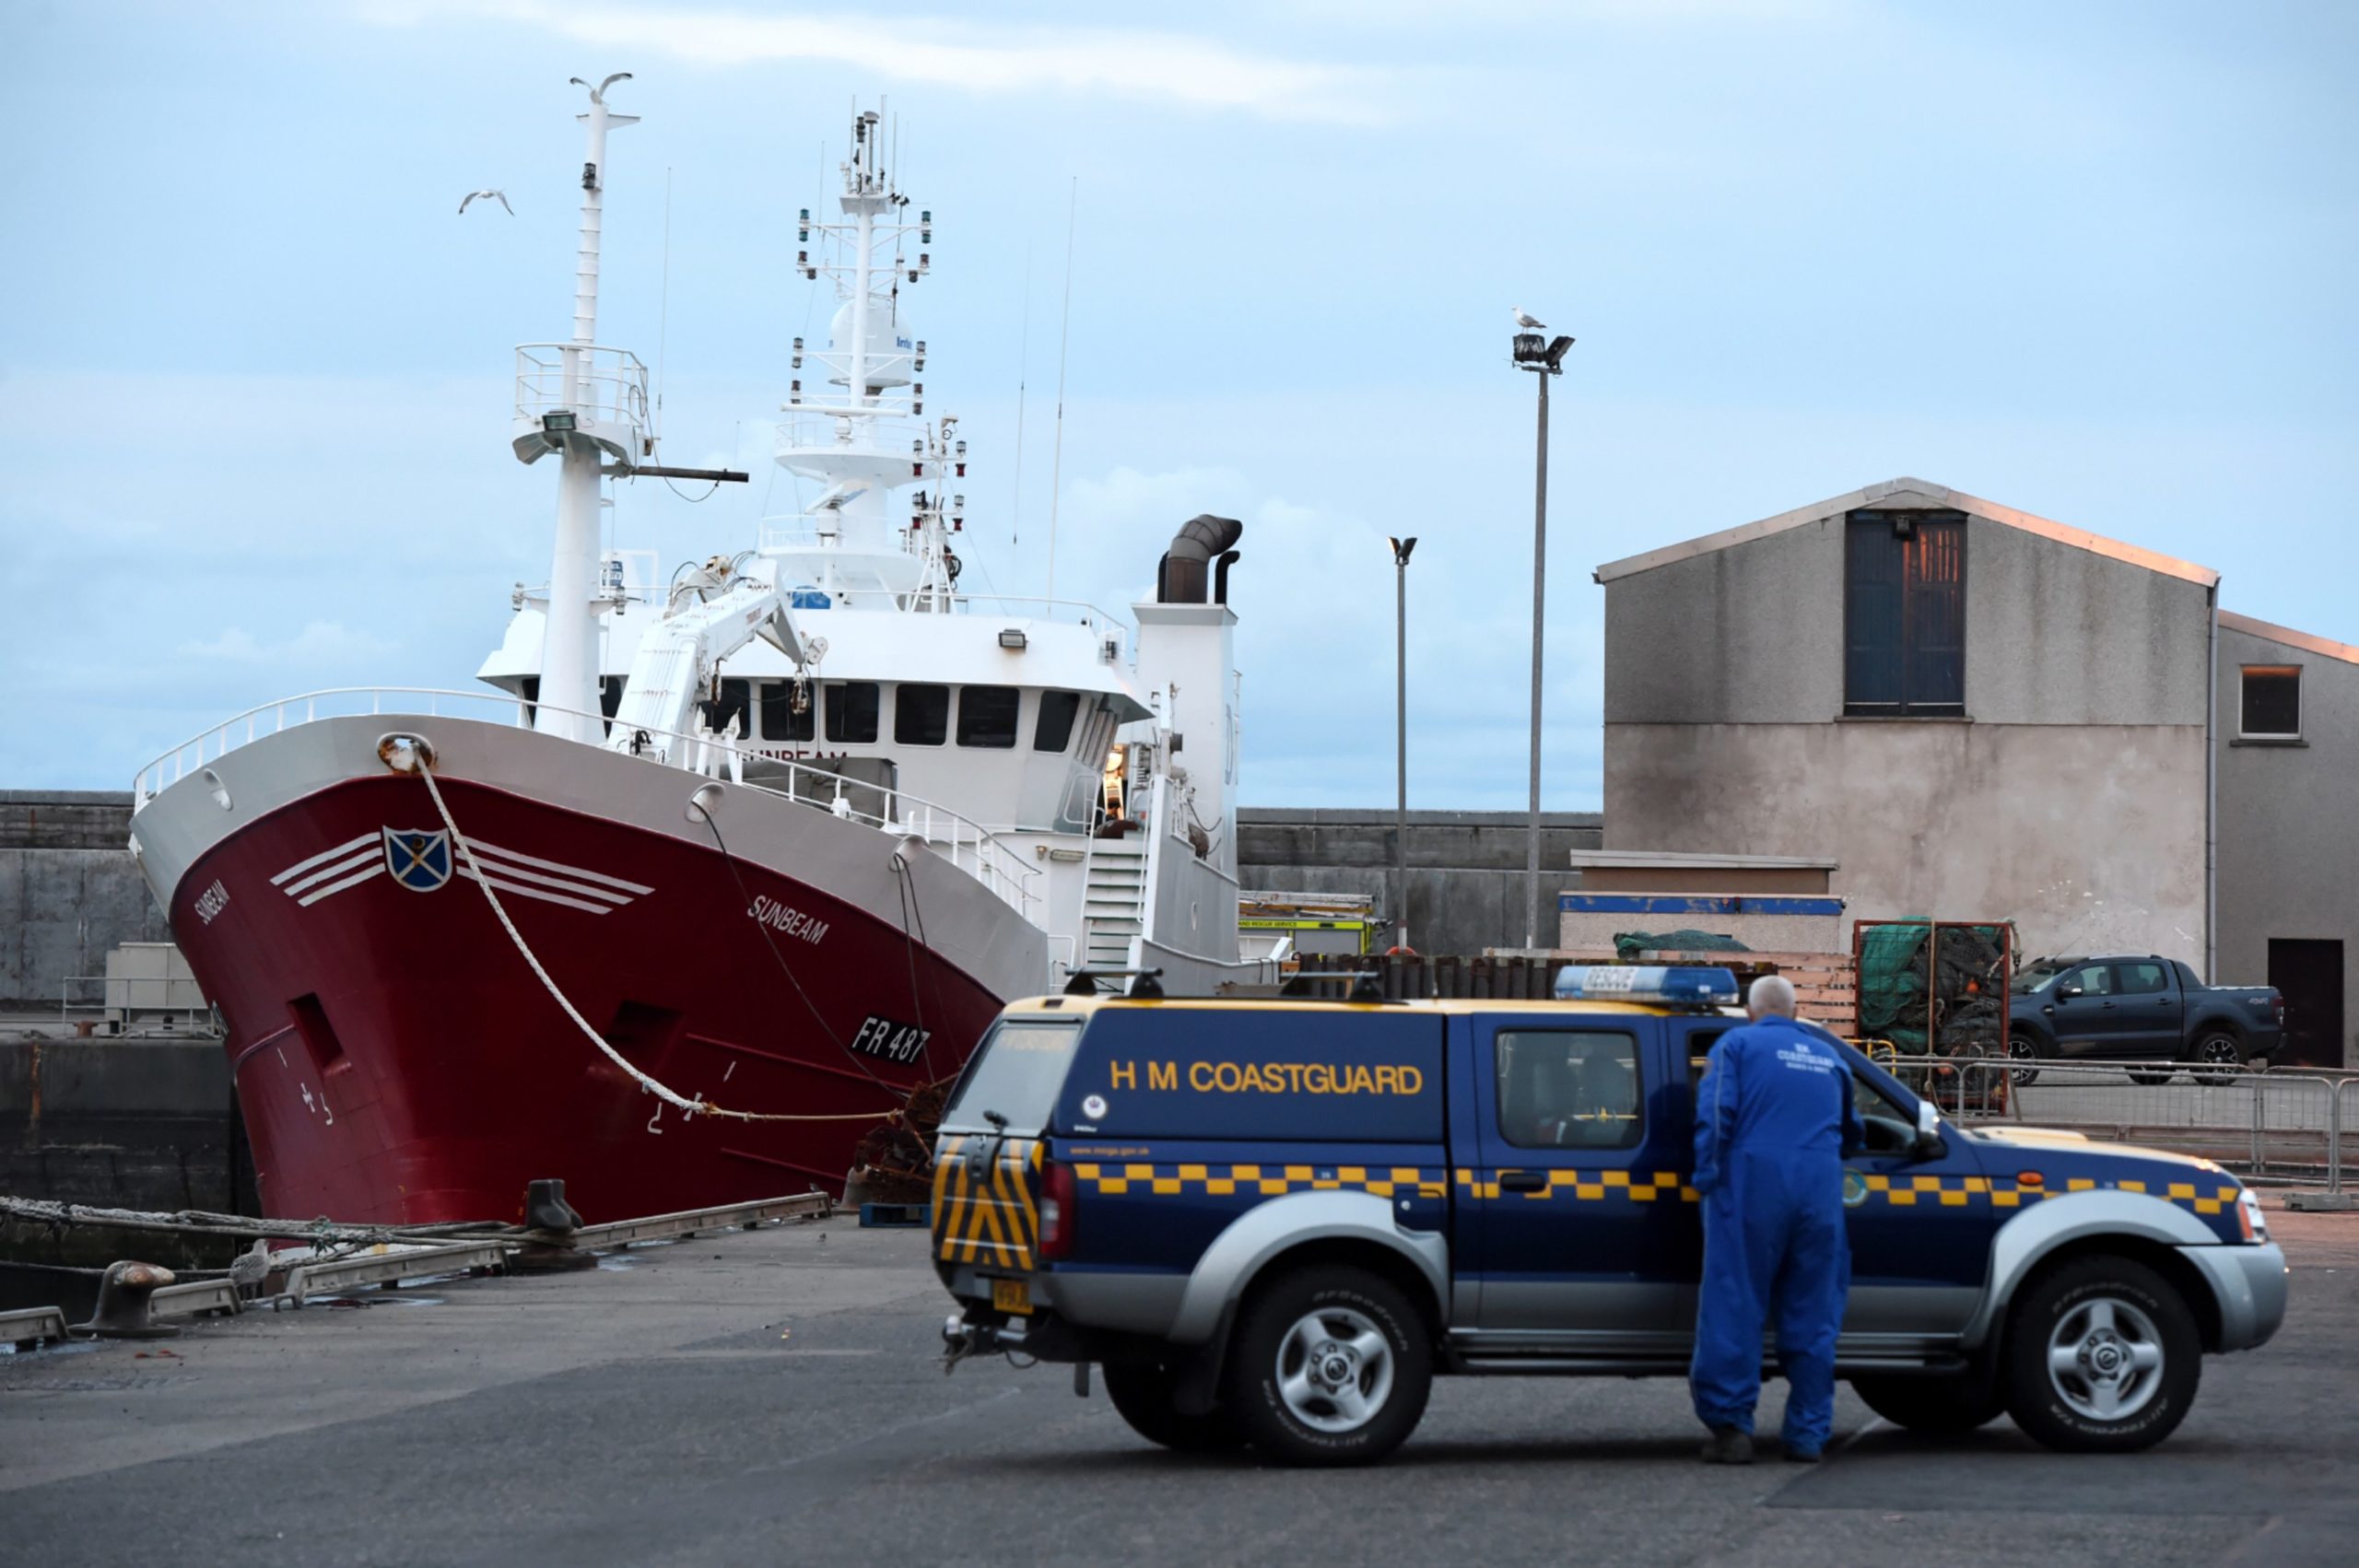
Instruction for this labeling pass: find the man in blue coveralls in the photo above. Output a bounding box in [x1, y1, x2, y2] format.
[1691, 974, 1863, 1465]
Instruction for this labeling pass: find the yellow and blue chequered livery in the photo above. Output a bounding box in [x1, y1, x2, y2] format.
[1074, 1164, 1449, 1199]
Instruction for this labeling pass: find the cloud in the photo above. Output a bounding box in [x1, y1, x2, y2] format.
[363, 2, 1398, 124]
[175, 621, 400, 664]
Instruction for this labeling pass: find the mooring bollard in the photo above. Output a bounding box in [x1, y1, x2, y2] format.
[74, 1260, 182, 1340]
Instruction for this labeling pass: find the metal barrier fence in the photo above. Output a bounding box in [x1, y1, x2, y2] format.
[1942, 1059, 2350, 1193]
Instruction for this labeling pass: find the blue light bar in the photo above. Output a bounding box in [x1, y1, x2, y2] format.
[1554, 965, 1741, 1009]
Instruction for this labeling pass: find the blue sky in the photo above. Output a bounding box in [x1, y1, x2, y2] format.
[6, 1, 2354, 806]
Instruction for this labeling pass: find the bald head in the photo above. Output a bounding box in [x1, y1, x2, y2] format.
[1747, 974, 1797, 1021]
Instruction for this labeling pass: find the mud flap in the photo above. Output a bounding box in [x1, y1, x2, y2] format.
[1171, 1300, 1238, 1417]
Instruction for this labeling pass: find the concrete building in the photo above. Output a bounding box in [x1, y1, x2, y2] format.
[1, 790, 161, 1009]
[2213, 614, 2359, 1069]
[1237, 808, 1603, 959]
[1596, 477, 2354, 1066]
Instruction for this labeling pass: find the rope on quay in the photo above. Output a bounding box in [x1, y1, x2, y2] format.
[415, 756, 892, 1126]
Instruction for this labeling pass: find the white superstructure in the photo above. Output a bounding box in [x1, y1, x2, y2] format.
[475, 100, 1255, 991]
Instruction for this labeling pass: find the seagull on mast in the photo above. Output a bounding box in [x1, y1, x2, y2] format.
[1511, 307, 1544, 329]
[459, 190, 515, 216]
[569, 72, 632, 103]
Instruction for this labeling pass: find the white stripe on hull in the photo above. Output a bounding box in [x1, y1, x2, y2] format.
[271, 832, 377, 886]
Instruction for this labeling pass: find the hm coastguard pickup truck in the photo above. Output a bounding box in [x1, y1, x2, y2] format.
[932, 968, 2286, 1466]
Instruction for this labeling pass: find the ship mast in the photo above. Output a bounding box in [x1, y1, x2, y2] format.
[770, 103, 963, 608]
[511, 75, 647, 743]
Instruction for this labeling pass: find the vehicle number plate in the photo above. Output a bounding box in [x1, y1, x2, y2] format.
[992, 1277, 1032, 1316]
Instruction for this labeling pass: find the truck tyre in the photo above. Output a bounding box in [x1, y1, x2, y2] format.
[2006, 1032, 2044, 1087]
[2190, 1030, 2246, 1087]
[2001, 1255, 2200, 1453]
[1225, 1264, 1432, 1467]
[1849, 1372, 2005, 1434]
[2129, 1069, 2175, 1086]
[1101, 1362, 1247, 1453]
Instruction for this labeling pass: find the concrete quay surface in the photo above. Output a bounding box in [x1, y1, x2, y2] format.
[4, 1211, 2355, 1568]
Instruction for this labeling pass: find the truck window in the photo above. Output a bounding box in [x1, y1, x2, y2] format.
[1496, 1030, 1641, 1151]
[2069, 965, 2116, 997]
[942, 1020, 1082, 1134]
[2118, 962, 2167, 995]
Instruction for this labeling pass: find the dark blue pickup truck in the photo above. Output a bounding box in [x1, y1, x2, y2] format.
[2007, 957, 2283, 1085]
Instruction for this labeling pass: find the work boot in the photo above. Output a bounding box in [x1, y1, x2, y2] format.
[1783, 1444, 1823, 1464]
[1699, 1427, 1754, 1465]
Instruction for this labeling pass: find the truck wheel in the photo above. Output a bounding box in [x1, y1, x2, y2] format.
[2006, 1033, 2043, 1087]
[1101, 1362, 1247, 1453]
[1225, 1265, 1432, 1467]
[2129, 1069, 2175, 1086]
[1850, 1372, 2005, 1433]
[2001, 1255, 2201, 1453]
[2190, 1032, 2246, 1087]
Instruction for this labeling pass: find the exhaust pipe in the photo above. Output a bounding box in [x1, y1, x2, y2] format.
[1156, 514, 1244, 605]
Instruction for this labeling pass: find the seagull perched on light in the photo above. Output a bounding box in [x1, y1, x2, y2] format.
[459, 190, 514, 216]
[569, 72, 632, 103]
[1511, 307, 1545, 329]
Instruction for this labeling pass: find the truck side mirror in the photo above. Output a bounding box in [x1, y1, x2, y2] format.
[1911, 1100, 1948, 1162]
[2057, 983, 2083, 1000]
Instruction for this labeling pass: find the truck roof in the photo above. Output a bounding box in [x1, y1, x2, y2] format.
[1003, 995, 1731, 1020]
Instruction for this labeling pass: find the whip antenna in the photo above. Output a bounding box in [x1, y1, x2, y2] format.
[1011, 240, 1033, 546]
[1046, 175, 1076, 600]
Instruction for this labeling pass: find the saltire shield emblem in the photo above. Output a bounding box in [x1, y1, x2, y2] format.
[382, 827, 454, 893]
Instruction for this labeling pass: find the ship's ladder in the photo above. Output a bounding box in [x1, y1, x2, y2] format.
[1081, 842, 1147, 969]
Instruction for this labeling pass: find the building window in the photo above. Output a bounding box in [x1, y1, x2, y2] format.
[759, 681, 816, 742]
[957, 685, 1021, 748]
[1845, 509, 1966, 717]
[826, 682, 880, 744]
[895, 684, 949, 746]
[2240, 666, 2301, 739]
[1033, 689, 1082, 753]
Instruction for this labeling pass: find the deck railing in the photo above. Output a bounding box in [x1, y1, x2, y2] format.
[132, 687, 1041, 920]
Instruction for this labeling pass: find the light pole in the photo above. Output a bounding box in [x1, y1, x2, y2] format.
[1511, 323, 1574, 953]
[1389, 535, 1417, 952]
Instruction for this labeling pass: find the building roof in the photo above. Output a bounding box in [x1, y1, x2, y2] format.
[1567, 849, 1837, 871]
[2218, 610, 2359, 666]
[1592, 476, 2222, 590]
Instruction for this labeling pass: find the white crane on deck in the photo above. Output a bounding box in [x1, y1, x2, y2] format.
[605, 555, 824, 769]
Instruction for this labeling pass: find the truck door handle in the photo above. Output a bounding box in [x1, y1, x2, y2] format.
[1497, 1170, 1549, 1193]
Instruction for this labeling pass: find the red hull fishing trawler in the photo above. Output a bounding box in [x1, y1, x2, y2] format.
[130, 82, 1266, 1225]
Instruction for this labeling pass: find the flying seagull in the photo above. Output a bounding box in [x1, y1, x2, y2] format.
[459, 190, 514, 216]
[1511, 307, 1544, 329]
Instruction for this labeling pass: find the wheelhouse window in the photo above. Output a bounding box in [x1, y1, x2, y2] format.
[1034, 689, 1083, 754]
[1495, 1029, 1641, 1151]
[2240, 666, 2301, 739]
[705, 677, 752, 739]
[827, 682, 880, 743]
[895, 684, 949, 746]
[759, 681, 816, 742]
[957, 685, 1021, 749]
[1845, 509, 1966, 717]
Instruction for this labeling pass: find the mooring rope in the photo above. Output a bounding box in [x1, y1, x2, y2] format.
[415, 757, 889, 1125]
